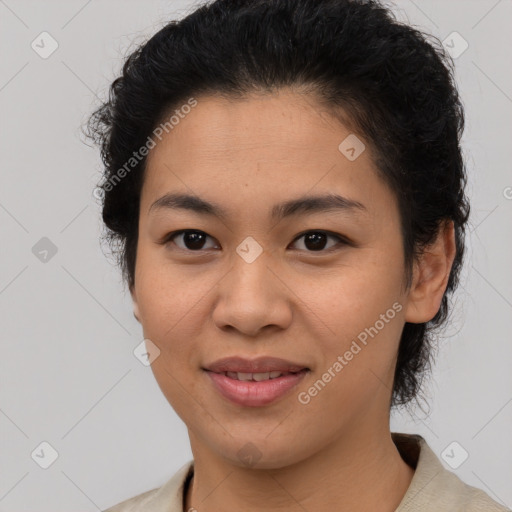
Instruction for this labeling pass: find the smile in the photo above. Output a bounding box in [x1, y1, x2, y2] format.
[204, 369, 309, 407]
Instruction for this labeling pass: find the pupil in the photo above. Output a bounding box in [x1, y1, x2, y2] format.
[185, 231, 205, 250]
[305, 232, 326, 251]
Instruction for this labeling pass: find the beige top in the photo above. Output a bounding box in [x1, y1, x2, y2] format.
[103, 433, 510, 512]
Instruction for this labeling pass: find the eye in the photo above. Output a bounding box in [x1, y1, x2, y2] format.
[161, 229, 348, 253]
[289, 230, 347, 252]
[163, 230, 219, 251]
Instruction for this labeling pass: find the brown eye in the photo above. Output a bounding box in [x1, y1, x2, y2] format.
[290, 231, 346, 252]
[162, 229, 347, 254]
[165, 230, 218, 251]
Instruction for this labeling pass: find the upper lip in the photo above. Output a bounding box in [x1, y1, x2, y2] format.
[203, 356, 309, 374]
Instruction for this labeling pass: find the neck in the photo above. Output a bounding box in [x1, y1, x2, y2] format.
[184, 426, 415, 512]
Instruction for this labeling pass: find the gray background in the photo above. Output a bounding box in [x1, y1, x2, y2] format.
[1, 0, 511, 510]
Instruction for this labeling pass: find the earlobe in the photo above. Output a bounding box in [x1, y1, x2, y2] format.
[404, 220, 456, 324]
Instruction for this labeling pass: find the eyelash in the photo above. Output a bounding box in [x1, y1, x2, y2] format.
[160, 229, 350, 254]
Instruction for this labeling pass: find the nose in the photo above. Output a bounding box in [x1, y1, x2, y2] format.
[211, 250, 293, 338]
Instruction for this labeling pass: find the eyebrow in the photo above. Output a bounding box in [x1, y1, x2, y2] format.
[148, 192, 368, 221]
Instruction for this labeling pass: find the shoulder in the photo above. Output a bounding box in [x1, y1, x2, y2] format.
[393, 433, 510, 512]
[102, 460, 194, 512]
[426, 462, 510, 511]
[426, 468, 510, 512]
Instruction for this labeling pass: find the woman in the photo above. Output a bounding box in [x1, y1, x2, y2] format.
[87, 0, 509, 510]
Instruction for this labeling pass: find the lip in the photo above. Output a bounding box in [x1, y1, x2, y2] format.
[205, 369, 309, 407]
[203, 356, 309, 374]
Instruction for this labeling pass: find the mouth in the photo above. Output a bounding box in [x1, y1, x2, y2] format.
[202, 355, 310, 406]
[204, 369, 310, 407]
[203, 355, 310, 374]
[210, 370, 306, 381]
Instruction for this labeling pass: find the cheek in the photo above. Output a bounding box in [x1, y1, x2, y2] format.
[296, 254, 404, 337]
[134, 254, 226, 379]
[135, 266, 208, 417]
[293, 258, 404, 392]
[135, 247, 196, 325]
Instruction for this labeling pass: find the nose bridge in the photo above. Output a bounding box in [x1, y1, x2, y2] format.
[212, 238, 291, 335]
[228, 237, 277, 302]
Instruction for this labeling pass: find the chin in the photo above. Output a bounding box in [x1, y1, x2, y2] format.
[210, 434, 312, 470]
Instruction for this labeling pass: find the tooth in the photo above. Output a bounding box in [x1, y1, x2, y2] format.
[252, 372, 270, 381]
[226, 371, 238, 379]
[237, 372, 253, 381]
[269, 371, 282, 379]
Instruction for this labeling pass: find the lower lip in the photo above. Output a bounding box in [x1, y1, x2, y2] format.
[205, 370, 309, 407]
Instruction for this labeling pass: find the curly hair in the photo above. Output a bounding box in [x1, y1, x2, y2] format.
[86, 0, 470, 408]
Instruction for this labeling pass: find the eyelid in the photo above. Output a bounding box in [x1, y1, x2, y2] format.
[159, 229, 219, 250]
[160, 229, 351, 253]
[290, 231, 352, 255]
[290, 229, 351, 248]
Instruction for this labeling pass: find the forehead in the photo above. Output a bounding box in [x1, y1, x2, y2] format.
[141, 90, 397, 222]
[148, 91, 331, 162]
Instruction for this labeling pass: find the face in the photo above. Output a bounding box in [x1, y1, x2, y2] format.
[130, 89, 438, 469]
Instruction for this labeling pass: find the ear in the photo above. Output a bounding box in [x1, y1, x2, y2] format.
[130, 284, 141, 323]
[404, 220, 457, 324]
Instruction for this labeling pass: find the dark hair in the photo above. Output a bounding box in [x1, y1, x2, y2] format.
[86, 0, 470, 408]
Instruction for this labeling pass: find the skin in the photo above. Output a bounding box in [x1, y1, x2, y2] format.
[130, 88, 456, 511]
